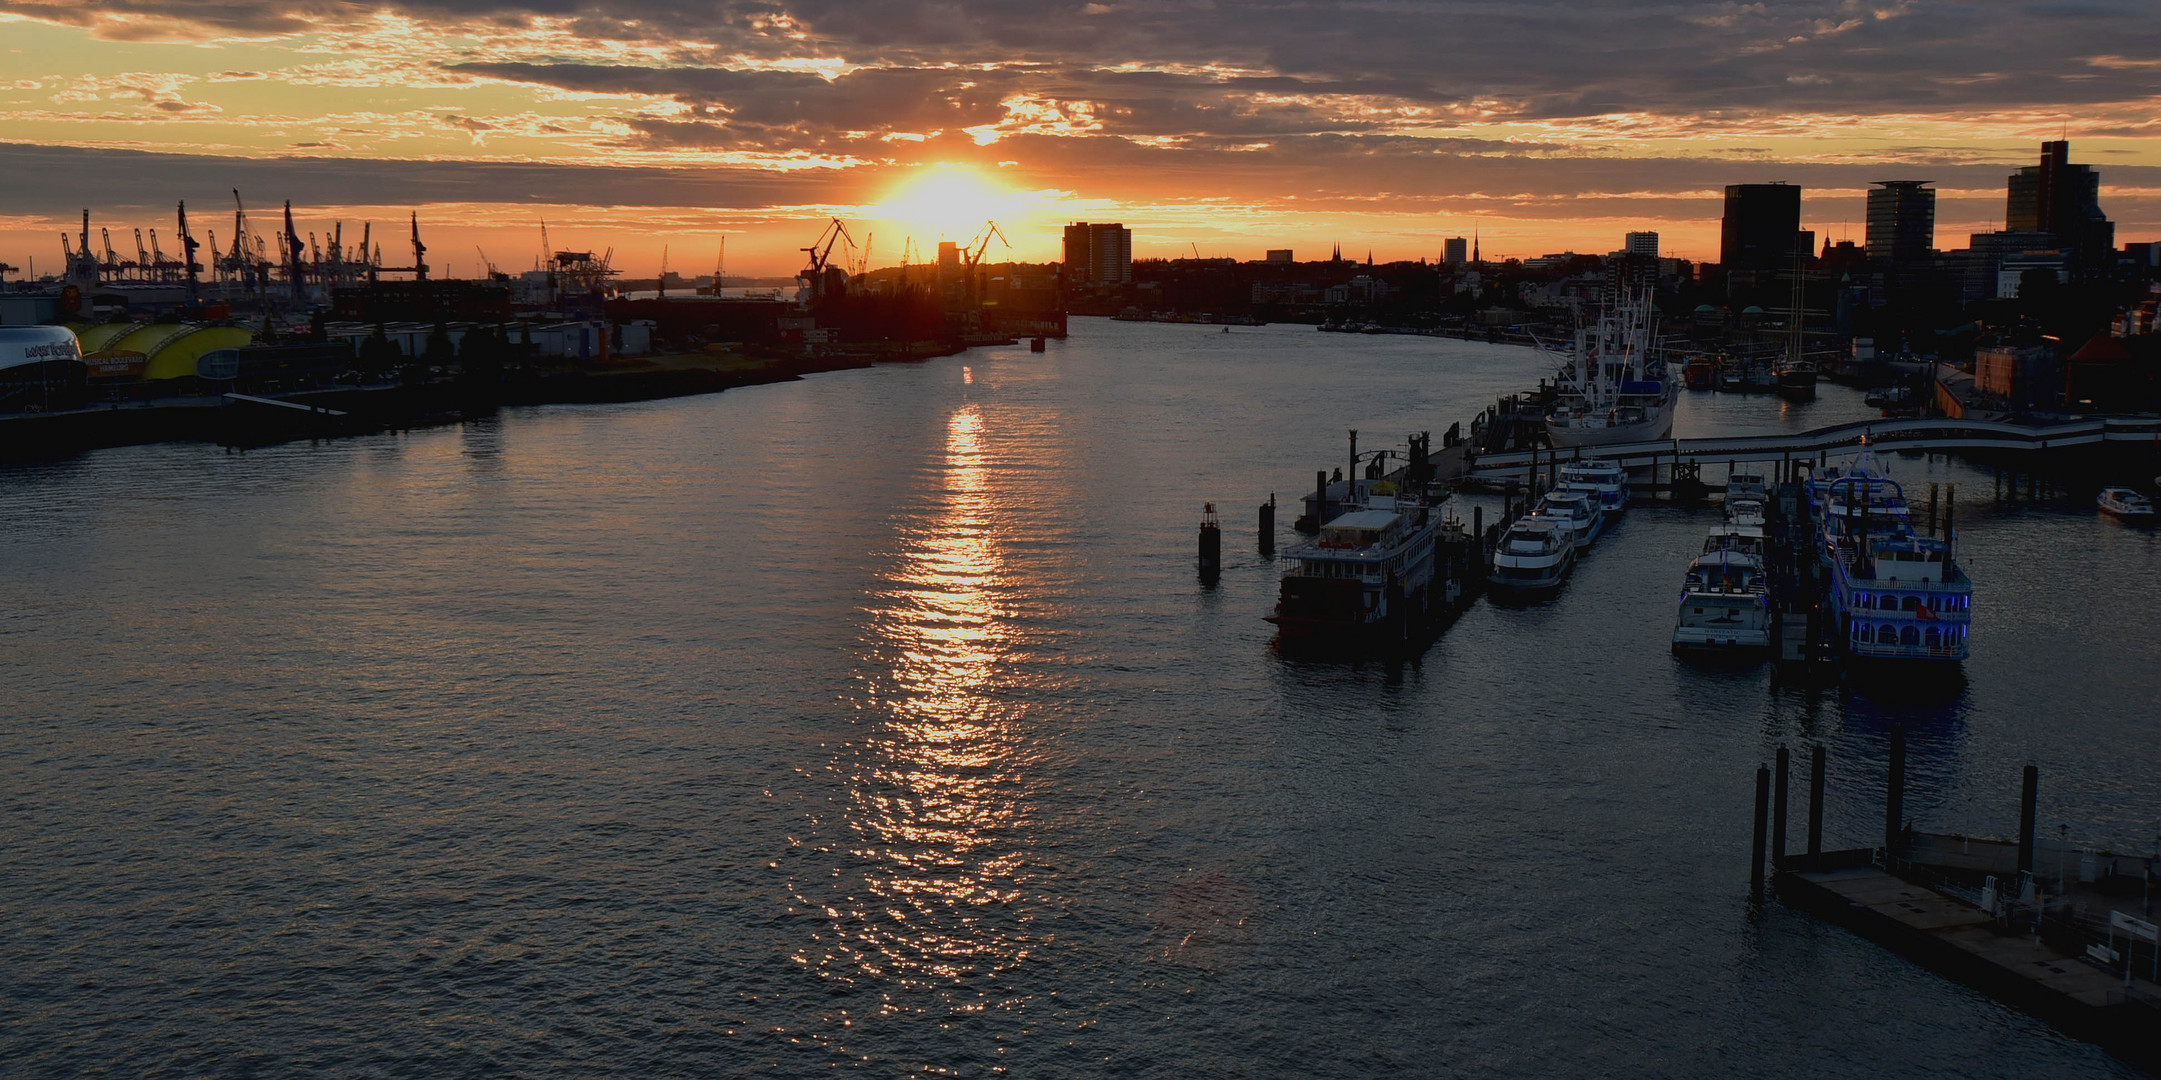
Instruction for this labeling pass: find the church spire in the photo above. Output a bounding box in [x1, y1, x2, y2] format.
[1472, 229, 1481, 266]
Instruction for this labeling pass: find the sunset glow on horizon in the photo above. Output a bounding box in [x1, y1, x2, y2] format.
[2, 2, 2157, 276]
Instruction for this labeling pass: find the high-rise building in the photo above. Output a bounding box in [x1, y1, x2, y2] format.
[1062, 222, 1133, 285]
[1719, 183, 1802, 271]
[1866, 181, 1935, 266]
[1443, 237, 1468, 265]
[1265, 249, 1293, 263]
[1623, 231, 1659, 257]
[2002, 140, 2112, 269]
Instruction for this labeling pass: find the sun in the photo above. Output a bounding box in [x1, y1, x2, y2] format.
[873, 167, 1015, 255]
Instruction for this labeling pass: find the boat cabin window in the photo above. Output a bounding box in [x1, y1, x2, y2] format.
[1900, 626, 1920, 645]
[1901, 596, 1919, 612]
[1877, 625, 1898, 644]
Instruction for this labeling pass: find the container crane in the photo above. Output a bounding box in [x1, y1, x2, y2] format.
[100, 228, 122, 278]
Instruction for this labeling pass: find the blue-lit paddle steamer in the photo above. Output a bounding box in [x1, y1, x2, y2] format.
[1806, 450, 1972, 667]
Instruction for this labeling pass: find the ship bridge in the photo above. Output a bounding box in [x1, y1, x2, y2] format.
[1467, 416, 2161, 477]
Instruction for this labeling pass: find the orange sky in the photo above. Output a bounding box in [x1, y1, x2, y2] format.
[2, 3, 2157, 277]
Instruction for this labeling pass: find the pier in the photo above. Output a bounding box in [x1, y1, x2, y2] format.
[1467, 415, 2161, 477]
[1755, 743, 2161, 1072]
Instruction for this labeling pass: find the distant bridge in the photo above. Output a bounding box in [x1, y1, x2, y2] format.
[1466, 416, 2161, 476]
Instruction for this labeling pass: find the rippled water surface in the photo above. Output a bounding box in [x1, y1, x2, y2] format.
[5, 318, 2158, 1076]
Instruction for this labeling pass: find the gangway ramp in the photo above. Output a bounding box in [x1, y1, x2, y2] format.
[223, 393, 348, 417]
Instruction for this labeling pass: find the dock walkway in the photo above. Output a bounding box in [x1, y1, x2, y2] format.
[1468, 415, 2161, 475]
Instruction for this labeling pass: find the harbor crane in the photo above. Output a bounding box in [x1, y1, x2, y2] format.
[710, 236, 725, 294]
[376, 213, 430, 280]
[410, 213, 428, 280]
[798, 217, 855, 302]
[959, 219, 1009, 308]
[176, 201, 202, 300]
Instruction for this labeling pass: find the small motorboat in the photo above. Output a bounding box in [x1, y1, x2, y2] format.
[2096, 487, 2156, 523]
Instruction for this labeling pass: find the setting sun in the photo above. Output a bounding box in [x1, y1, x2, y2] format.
[872, 167, 1019, 252]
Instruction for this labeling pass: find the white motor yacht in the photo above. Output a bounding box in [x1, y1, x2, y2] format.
[1672, 548, 1773, 657]
[1557, 460, 1630, 514]
[1487, 516, 1575, 600]
[1533, 488, 1605, 548]
[2097, 487, 2156, 523]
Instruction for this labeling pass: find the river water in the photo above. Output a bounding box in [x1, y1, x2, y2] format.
[4, 318, 2157, 1076]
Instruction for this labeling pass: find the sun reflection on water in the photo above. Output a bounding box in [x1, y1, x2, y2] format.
[792, 402, 1044, 1005]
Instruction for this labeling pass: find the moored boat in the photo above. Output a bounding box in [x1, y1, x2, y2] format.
[2096, 487, 2156, 523]
[1818, 468, 1972, 671]
[1557, 460, 1630, 515]
[1487, 516, 1575, 600]
[1269, 496, 1441, 643]
[1672, 546, 1773, 659]
[1775, 361, 1818, 400]
[1538, 289, 1675, 448]
[1533, 488, 1605, 548]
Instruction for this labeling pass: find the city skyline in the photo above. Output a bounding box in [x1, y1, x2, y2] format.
[2, 1, 2158, 275]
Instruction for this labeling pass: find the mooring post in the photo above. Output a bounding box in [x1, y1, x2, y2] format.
[1808, 743, 1826, 864]
[1348, 429, 1358, 499]
[1198, 503, 1221, 583]
[1773, 745, 1790, 871]
[1752, 765, 1771, 891]
[1472, 504, 1483, 544]
[1928, 483, 1940, 537]
[2018, 763, 2039, 876]
[1885, 725, 1906, 860]
[1314, 470, 1328, 527]
[1258, 494, 1275, 556]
